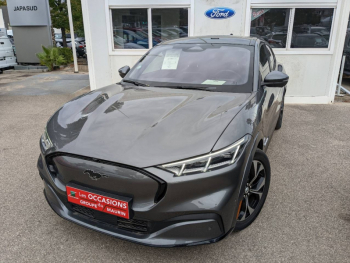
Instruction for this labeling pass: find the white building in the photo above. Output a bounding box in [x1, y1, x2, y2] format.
[81, 0, 350, 104]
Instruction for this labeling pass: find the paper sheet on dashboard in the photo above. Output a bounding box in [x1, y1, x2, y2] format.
[162, 49, 181, 70]
[202, 80, 226, 85]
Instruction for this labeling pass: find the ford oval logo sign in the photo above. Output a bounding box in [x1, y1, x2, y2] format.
[205, 7, 235, 19]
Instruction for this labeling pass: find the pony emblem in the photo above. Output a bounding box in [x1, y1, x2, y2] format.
[84, 169, 108, 180]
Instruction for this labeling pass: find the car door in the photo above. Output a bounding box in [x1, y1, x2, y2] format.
[259, 44, 280, 145]
[265, 44, 283, 131]
[0, 38, 14, 58]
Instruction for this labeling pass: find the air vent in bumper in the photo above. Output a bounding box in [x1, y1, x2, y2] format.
[71, 204, 149, 233]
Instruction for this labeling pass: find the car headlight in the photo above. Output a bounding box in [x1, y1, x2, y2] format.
[160, 135, 249, 177]
[41, 128, 53, 151]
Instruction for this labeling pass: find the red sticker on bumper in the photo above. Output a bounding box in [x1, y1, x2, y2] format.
[66, 186, 129, 219]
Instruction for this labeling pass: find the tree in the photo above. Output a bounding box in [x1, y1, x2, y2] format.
[71, 0, 84, 37]
[0, 0, 6, 6]
[49, 0, 69, 47]
[49, 0, 84, 47]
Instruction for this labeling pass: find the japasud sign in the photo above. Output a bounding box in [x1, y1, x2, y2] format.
[13, 6, 38, 11]
[7, 0, 50, 26]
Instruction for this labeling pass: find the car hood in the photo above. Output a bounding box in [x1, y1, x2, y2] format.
[46, 84, 251, 168]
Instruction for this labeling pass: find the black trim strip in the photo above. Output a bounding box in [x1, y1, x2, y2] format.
[45, 152, 167, 203]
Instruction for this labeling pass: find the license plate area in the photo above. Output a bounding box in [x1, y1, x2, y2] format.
[66, 183, 131, 219]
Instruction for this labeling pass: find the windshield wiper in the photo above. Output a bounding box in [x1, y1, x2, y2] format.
[122, 79, 149, 87]
[154, 85, 217, 91]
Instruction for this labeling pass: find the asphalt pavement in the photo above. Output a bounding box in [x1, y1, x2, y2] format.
[0, 74, 349, 262]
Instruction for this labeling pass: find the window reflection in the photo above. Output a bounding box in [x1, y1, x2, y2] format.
[251, 8, 290, 48]
[151, 8, 188, 44]
[111, 9, 149, 49]
[291, 8, 334, 48]
[111, 8, 189, 50]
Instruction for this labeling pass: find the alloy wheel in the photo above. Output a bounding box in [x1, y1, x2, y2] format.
[237, 160, 266, 221]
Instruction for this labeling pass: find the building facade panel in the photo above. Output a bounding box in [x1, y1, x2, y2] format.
[82, 0, 350, 103]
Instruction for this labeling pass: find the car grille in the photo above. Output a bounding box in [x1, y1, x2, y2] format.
[71, 203, 95, 218]
[71, 204, 149, 233]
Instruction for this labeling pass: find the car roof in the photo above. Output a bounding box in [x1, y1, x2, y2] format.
[160, 36, 258, 46]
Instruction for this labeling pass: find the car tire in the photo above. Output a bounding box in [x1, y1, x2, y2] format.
[234, 149, 271, 231]
[275, 98, 284, 130]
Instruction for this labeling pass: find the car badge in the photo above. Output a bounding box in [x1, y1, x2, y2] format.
[84, 169, 109, 180]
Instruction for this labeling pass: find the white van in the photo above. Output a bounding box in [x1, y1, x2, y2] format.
[0, 35, 17, 72]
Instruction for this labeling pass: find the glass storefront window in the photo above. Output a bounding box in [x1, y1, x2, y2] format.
[111, 8, 189, 50]
[291, 8, 334, 48]
[251, 8, 290, 48]
[111, 9, 149, 49]
[151, 8, 188, 44]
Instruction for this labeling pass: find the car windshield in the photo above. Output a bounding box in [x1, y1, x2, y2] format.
[125, 43, 254, 93]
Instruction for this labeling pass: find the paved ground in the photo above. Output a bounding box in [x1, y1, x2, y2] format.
[0, 72, 42, 85]
[0, 76, 349, 262]
[0, 71, 89, 96]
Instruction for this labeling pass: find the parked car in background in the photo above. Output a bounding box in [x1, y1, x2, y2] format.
[6, 30, 13, 37]
[262, 32, 287, 48]
[56, 40, 86, 58]
[250, 26, 271, 37]
[8, 35, 14, 45]
[113, 35, 146, 49]
[113, 29, 159, 48]
[0, 35, 17, 73]
[291, 33, 328, 48]
[163, 27, 187, 38]
[55, 33, 85, 44]
[293, 26, 330, 41]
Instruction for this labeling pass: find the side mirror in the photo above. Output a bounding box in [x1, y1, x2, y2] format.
[262, 71, 289, 87]
[118, 66, 130, 78]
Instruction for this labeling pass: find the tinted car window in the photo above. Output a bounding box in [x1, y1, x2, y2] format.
[265, 45, 275, 70]
[126, 44, 254, 93]
[259, 45, 270, 79]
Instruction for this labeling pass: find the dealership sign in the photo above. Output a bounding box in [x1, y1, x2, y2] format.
[13, 6, 38, 11]
[7, 0, 50, 26]
[205, 7, 235, 19]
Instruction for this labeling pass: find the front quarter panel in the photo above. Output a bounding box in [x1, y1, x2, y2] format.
[211, 90, 269, 229]
[212, 92, 263, 152]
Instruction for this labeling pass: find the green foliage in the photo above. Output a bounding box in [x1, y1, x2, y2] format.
[36, 46, 66, 71]
[49, 0, 69, 30]
[49, 0, 84, 36]
[58, 47, 73, 64]
[71, 0, 84, 37]
[0, 0, 6, 6]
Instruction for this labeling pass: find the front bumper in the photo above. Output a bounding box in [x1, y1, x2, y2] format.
[38, 143, 251, 247]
